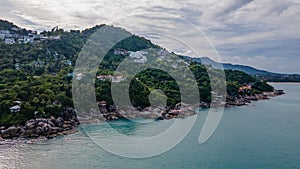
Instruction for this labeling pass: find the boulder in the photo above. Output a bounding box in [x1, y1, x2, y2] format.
[19, 129, 35, 138]
[37, 122, 47, 127]
[7, 126, 19, 137]
[63, 121, 72, 125]
[74, 117, 80, 124]
[1, 129, 11, 138]
[47, 120, 55, 127]
[61, 107, 78, 121]
[156, 116, 165, 120]
[54, 117, 64, 127]
[49, 116, 56, 123]
[25, 121, 36, 130]
[49, 127, 61, 134]
[62, 124, 73, 130]
[41, 124, 50, 133]
[36, 127, 42, 135]
[164, 114, 173, 120]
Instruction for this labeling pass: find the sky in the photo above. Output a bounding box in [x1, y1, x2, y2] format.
[0, 0, 299, 73]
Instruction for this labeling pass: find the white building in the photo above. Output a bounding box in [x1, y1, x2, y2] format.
[5, 38, 16, 44]
[0, 30, 10, 35]
[23, 36, 33, 43]
[18, 38, 24, 43]
[15, 101, 22, 104]
[76, 73, 84, 80]
[129, 51, 148, 64]
[112, 76, 126, 83]
[97, 75, 113, 81]
[48, 36, 61, 40]
[4, 33, 12, 38]
[114, 48, 129, 55]
[65, 60, 72, 66]
[15, 63, 20, 70]
[0, 34, 5, 40]
[9, 105, 21, 113]
[11, 27, 20, 31]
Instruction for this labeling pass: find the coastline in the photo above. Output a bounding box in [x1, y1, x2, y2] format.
[226, 90, 285, 107]
[0, 90, 284, 144]
[77, 90, 285, 124]
[0, 108, 80, 142]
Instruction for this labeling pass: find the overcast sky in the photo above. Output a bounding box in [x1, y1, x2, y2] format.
[0, 0, 299, 73]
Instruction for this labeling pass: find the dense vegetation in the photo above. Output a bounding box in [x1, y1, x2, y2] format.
[252, 82, 274, 93]
[0, 20, 274, 126]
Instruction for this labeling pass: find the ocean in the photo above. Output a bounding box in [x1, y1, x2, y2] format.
[1, 83, 299, 169]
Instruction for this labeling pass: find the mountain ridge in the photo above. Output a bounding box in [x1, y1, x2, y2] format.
[180, 56, 300, 82]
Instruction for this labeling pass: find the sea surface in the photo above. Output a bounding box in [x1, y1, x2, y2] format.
[1, 83, 299, 169]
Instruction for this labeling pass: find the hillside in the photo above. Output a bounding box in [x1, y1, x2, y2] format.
[0, 19, 28, 35]
[181, 56, 300, 82]
[0, 19, 276, 126]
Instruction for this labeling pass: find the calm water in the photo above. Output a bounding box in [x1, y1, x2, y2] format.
[1, 83, 300, 169]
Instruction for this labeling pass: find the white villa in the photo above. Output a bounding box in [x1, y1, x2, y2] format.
[5, 38, 16, 44]
[9, 105, 21, 113]
[97, 75, 125, 83]
[112, 76, 126, 83]
[0, 34, 5, 40]
[113, 48, 129, 55]
[129, 51, 148, 64]
[76, 73, 84, 80]
[0, 29, 59, 44]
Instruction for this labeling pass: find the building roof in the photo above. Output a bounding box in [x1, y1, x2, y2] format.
[9, 105, 21, 110]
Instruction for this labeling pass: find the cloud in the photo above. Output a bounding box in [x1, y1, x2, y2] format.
[202, 0, 254, 19]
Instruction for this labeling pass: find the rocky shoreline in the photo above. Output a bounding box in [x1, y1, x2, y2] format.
[0, 90, 284, 144]
[0, 108, 80, 142]
[226, 90, 285, 107]
[78, 102, 198, 124]
[83, 90, 285, 123]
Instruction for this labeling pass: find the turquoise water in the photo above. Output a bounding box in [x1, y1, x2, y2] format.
[1, 83, 300, 169]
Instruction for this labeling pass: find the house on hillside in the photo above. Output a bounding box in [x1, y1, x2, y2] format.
[0, 34, 5, 40]
[0, 30, 10, 35]
[239, 83, 254, 92]
[9, 105, 21, 113]
[15, 101, 22, 104]
[129, 51, 148, 64]
[64, 60, 72, 66]
[18, 38, 24, 43]
[5, 38, 15, 44]
[97, 75, 125, 83]
[113, 48, 129, 55]
[112, 76, 125, 83]
[97, 75, 113, 81]
[48, 36, 61, 40]
[0, 30, 10, 39]
[76, 73, 84, 80]
[11, 27, 20, 31]
[23, 36, 33, 43]
[98, 101, 107, 107]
